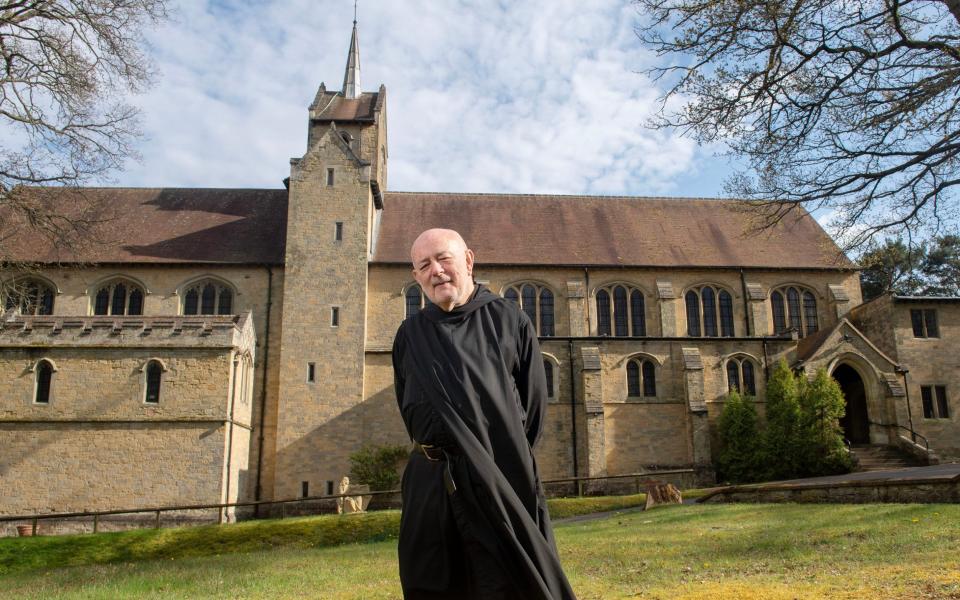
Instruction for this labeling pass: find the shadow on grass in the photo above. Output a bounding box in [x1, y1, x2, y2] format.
[0, 511, 402, 576]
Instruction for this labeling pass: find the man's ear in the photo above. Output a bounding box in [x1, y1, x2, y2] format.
[465, 248, 475, 275]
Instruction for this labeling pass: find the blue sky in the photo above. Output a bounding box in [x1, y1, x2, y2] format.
[117, 0, 738, 199]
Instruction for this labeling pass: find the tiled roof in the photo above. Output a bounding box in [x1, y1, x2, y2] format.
[373, 192, 855, 269]
[0, 187, 287, 264]
[309, 90, 381, 122]
[3, 188, 856, 269]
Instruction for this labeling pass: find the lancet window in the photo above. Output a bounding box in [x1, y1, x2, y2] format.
[93, 280, 144, 315]
[504, 283, 555, 336]
[3, 279, 55, 315]
[596, 284, 645, 337]
[404, 285, 433, 319]
[771, 286, 818, 337]
[726, 357, 757, 396]
[626, 358, 657, 397]
[182, 280, 234, 315]
[685, 285, 734, 337]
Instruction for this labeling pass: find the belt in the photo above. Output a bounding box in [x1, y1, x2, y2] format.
[414, 442, 444, 461]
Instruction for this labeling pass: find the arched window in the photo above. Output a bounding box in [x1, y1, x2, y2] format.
[503, 283, 555, 336]
[543, 359, 555, 399]
[596, 285, 645, 337]
[93, 280, 144, 315]
[686, 285, 734, 337]
[404, 284, 433, 319]
[726, 357, 757, 396]
[771, 286, 819, 337]
[145, 360, 164, 403]
[3, 279, 55, 315]
[34, 359, 54, 403]
[182, 280, 234, 315]
[626, 357, 657, 397]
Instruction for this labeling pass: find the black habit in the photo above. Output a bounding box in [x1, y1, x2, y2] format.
[392, 285, 576, 600]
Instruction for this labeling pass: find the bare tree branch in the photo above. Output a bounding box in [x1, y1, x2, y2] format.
[636, 0, 960, 251]
[0, 0, 168, 299]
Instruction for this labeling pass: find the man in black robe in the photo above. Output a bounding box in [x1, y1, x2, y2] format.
[392, 228, 576, 600]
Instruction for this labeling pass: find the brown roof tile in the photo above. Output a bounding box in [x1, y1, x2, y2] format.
[310, 91, 379, 122]
[1, 187, 287, 264]
[373, 192, 855, 269]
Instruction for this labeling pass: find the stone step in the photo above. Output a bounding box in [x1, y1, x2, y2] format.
[849, 445, 921, 472]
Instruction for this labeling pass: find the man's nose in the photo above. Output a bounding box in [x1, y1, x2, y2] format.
[428, 260, 445, 276]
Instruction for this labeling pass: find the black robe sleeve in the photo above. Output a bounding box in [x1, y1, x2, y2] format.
[392, 322, 454, 448]
[514, 311, 548, 449]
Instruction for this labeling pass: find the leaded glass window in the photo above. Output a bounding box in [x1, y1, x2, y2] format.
[626, 358, 656, 397]
[597, 285, 646, 337]
[503, 283, 555, 336]
[771, 286, 819, 338]
[94, 280, 145, 316]
[182, 281, 235, 315]
[3, 279, 55, 315]
[687, 285, 734, 337]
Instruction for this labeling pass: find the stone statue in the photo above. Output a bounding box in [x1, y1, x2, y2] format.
[336, 476, 370, 514]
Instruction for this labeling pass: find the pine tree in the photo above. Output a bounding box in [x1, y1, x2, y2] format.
[798, 368, 852, 476]
[762, 359, 802, 480]
[716, 391, 762, 483]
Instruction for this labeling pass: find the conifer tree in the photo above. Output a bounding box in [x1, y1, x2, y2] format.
[798, 368, 852, 476]
[716, 391, 762, 483]
[762, 359, 801, 480]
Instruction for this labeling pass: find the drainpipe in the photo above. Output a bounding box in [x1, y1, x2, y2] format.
[739, 268, 751, 336]
[762, 338, 770, 381]
[254, 266, 274, 511]
[568, 339, 579, 479]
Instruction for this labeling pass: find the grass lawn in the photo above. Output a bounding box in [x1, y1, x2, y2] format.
[1, 502, 958, 599]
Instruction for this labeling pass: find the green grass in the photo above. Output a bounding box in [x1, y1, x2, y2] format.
[2, 502, 957, 599]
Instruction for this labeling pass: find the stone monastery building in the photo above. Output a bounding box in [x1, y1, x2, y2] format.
[2, 23, 958, 517]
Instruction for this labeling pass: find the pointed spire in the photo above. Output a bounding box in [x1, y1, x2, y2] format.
[341, 5, 361, 99]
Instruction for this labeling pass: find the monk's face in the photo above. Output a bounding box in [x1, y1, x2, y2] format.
[410, 229, 476, 312]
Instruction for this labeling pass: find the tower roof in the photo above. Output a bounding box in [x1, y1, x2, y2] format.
[342, 19, 361, 99]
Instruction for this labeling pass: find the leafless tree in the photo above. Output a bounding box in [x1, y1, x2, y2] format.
[0, 0, 168, 304]
[636, 0, 960, 250]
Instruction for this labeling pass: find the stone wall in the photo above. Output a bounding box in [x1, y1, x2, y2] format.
[0, 422, 228, 515]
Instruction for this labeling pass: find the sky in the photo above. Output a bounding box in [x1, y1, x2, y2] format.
[117, 0, 737, 198]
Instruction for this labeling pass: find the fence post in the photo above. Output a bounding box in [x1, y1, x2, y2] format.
[577, 480, 584, 497]
[154, 510, 161, 529]
[93, 514, 99, 534]
[635, 476, 641, 495]
[281, 502, 286, 520]
[31, 517, 37, 536]
[218, 507, 223, 525]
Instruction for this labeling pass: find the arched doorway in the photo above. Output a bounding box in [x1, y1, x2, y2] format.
[834, 364, 870, 444]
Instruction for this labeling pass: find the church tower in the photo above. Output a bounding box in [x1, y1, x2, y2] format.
[273, 16, 388, 500]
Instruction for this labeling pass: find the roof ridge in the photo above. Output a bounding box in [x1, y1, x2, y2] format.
[385, 190, 745, 202]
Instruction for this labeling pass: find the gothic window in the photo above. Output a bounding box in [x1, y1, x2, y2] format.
[543, 359, 555, 399]
[404, 285, 433, 319]
[726, 357, 757, 395]
[596, 284, 645, 337]
[503, 283, 555, 336]
[3, 279, 55, 315]
[93, 280, 144, 315]
[686, 285, 734, 337]
[34, 359, 54, 403]
[626, 358, 656, 397]
[145, 360, 164, 404]
[771, 286, 819, 337]
[182, 280, 234, 315]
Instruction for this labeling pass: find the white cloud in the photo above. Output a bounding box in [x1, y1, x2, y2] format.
[114, 0, 721, 197]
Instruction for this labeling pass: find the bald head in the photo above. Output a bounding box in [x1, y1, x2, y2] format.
[410, 228, 476, 312]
